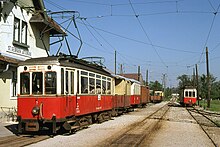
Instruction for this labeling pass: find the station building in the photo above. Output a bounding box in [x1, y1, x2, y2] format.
[0, 0, 64, 121]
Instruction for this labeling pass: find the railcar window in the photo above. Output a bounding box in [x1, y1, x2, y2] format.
[81, 71, 88, 76]
[20, 73, 30, 95]
[32, 72, 43, 94]
[189, 91, 192, 97]
[102, 80, 106, 94]
[185, 91, 188, 97]
[107, 81, 111, 94]
[96, 79, 101, 94]
[96, 75, 101, 79]
[81, 76, 88, 94]
[89, 73, 95, 77]
[66, 71, 69, 94]
[89, 78, 95, 94]
[193, 91, 195, 97]
[71, 72, 74, 94]
[77, 71, 79, 94]
[45, 72, 57, 94]
[61, 68, 64, 94]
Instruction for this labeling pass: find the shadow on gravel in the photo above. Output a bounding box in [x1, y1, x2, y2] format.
[4, 124, 54, 137]
[5, 124, 18, 135]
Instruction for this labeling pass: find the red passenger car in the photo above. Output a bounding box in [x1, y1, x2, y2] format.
[140, 85, 150, 106]
[17, 56, 113, 134]
[180, 87, 197, 106]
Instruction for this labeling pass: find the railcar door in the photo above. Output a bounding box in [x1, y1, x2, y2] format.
[65, 69, 76, 116]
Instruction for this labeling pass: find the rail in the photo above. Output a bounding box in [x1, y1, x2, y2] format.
[187, 107, 219, 147]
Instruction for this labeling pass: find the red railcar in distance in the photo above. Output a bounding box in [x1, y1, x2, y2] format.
[180, 87, 197, 106]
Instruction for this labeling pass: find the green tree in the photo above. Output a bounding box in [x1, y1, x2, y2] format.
[149, 80, 163, 91]
[199, 74, 218, 100]
[177, 74, 193, 89]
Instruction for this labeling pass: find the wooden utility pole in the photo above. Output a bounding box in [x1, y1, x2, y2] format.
[195, 64, 199, 105]
[138, 66, 140, 81]
[193, 68, 195, 88]
[146, 69, 148, 86]
[206, 47, 211, 108]
[120, 64, 123, 74]
[162, 74, 166, 99]
[114, 50, 116, 75]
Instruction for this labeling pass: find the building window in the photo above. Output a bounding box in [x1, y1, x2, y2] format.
[14, 17, 20, 42]
[21, 21, 27, 44]
[13, 17, 27, 46]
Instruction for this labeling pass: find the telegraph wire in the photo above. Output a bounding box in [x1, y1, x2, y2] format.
[78, 21, 198, 54]
[85, 11, 214, 20]
[81, 20, 104, 48]
[80, 19, 138, 68]
[129, 0, 167, 67]
[66, 0, 110, 6]
[197, 3, 220, 65]
[109, 0, 181, 7]
[207, 0, 216, 12]
[83, 19, 116, 52]
[44, 0, 66, 10]
[210, 42, 220, 53]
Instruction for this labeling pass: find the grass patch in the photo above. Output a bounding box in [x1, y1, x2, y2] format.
[199, 99, 220, 112]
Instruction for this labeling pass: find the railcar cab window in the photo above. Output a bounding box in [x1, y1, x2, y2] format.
[20, 73, 30, 95]
[32, 72, 43, 94]
[45, 72, 57, 94]
[20, 71, 57, 95]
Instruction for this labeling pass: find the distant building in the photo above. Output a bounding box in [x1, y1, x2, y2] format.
[120, 73, 144, 85]
[0, 0, 64, 121]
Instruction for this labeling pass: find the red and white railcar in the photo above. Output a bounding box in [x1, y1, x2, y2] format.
[17, 56, 113, 134]
[180, 87, 197, 106]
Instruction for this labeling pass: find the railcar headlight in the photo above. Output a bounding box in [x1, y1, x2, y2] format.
[32, 106, 40, 115]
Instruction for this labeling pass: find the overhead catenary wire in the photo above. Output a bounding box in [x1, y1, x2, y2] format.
[197, 3, 220, 65]
[77, 21, 198, 54]
[128, 0, 167, 68]
[44, 0, 220, 83]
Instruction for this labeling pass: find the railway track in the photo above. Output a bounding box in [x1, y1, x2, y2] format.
[101, 103, 170, 147]
[187, 107, 220, 147]
[0, 134, 50, 147]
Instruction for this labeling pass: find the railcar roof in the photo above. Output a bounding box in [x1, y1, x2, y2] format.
[18, 56, 112, 76]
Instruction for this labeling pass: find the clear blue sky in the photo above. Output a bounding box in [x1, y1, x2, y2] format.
[44, 0, 220, 87]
